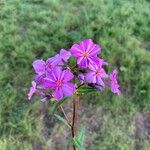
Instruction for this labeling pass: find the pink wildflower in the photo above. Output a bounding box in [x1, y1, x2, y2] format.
[43, 67, 76, 100]
[70, 39, 100, 68]
[85, 60, 108, 86]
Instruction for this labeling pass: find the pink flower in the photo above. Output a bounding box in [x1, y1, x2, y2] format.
[43, 67, 76, 100]
[28, 81, 43, 100]
[85, 60, 108, 86]
[33, 55, 61, 82]
[70, 39, 101, 68]
[110, 70, 121, 95]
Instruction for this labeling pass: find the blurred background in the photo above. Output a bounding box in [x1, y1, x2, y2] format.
[0, 0, 150, 149]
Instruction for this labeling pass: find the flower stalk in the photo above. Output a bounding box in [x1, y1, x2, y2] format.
[71, 94, 79, 150]
[60, 105, 71, 126]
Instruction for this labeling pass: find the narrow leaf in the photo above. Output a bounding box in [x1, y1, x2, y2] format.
[73, 137, 85, 150]
[72, 127, 86, 150]
[77, 86, 97, 94]
[77, 127, 85, 147]
[54, 114, 70, 128]
[51, 97, 68, 114]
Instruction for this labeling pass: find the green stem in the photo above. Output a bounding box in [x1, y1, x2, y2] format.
[60, 105, 71, 126]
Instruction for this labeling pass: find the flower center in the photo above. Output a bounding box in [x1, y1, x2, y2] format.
[83, 52, 89, 58]
[56, 80, 62, 87]
[95, 71, 99, 76]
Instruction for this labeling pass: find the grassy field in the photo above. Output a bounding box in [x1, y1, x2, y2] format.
[0, 0, 150, 149]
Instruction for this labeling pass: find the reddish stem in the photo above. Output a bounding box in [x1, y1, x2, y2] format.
[71, 95, 78, 150]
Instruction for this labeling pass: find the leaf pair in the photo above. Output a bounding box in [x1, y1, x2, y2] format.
[73, 127, 86, 150]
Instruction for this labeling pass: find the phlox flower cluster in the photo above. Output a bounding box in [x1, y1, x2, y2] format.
[28, 39, 120, 101]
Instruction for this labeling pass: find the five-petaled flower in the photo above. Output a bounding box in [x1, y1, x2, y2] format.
[85, 59, 108, 86]
[70, 39, 101, 68]
[43, 67, 76, 100]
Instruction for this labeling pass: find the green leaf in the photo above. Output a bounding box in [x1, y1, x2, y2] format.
[77, 85, 97, 94]
[73, 138, 86, 150]
[72, 127, 86, 150]
[73, 138, 83, 150]
[51, 97, 68, 114]
[54, 114, 71, 128]
[77, 127, 85, 147]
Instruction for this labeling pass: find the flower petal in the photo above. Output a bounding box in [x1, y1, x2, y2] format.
[88, 56, 100, 66]
[70, 44, 83, 57]
[32, 60, 45, 75]
[77, 56, 84, 65]
[51, 67, 62, 81]
[60, 49, 71, 62]
[110, 70, 121, 95]
[32, 81, 36, 89]
[88, 62, 97, 71]
[85, 72, 96, 83]
[42, 78, 56, 89]
[111, 84, 121, 95]
[99, 68, 108, 78]
[62, 83, 75, 97]
[53, 87, 63, 100]
[62, 69, 74, 82]
[47, 54, 62, 67]
[97, 77, 105, 86]
[89, 44, 101, 56]
[78, 57, 88, 68]
[96, 85, 104, 91]
[80, 39, 93, 52]
[34, 74, 45, 83]
[110, 69, 118, 80]
[28, 88, 34, 100]
[28, 81, 37, 100]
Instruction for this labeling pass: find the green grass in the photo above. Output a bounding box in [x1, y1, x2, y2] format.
[0, 0, 150, 149]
